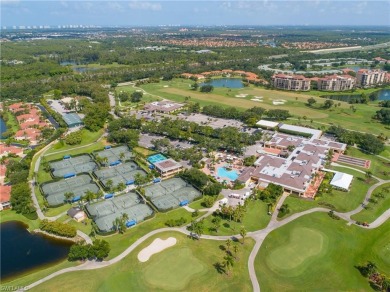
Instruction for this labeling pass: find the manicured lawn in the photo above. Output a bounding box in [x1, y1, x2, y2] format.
[380, 146, 390, 159]
[5, 110, 20, 132]
[139, 79, 388, 135]
[256, 212, 390, 291]
[351, 183, 390, 223]
[279, 167, 376, 219]
[188, 198, 206, 210]
[45, 129, 104, 154]
[1, 260, 77, 288]
[43, 141, 105, 161]
[98, 207, 206, 259]
[133, 146, 156, 157]
[30, 232, 254, 292]
[341, 147, 390, 180]
[203, 200, 271, 235]
[0, 210, 40, 231]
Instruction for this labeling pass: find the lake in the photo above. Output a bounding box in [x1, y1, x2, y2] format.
[0, 116, 7, 139]
[321, 89, 390, 102]
[202, 78, 244, 89]
[0, 221, 73, 281]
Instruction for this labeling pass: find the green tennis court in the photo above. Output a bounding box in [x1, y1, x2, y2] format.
[144, 178, 201, 211]
[50, 155, 98, 178]
[86, 191, 154, 233]
[94, 145, 134, 166]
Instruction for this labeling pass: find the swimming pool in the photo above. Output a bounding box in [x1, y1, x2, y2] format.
[147, 153, 168, 164]
[217, 167, 239, 181]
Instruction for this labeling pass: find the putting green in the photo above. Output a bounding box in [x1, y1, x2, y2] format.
[266, 227, 329, 276]
[142, 247, 205, 290]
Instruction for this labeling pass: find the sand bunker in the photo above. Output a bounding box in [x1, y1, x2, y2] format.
[254, 96, 263, 99]
[235, 94, 248, 98]
[138, 237, 177, 262]
[251, 98, 263, 102]
[272, 99, 287, 105]
[163, 85, 169, 88]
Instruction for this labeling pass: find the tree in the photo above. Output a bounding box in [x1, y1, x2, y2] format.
[106, 179, 114, 191]
[307, 97, 317, 106]
[131, 91, 143, 103]
[223, 254, 234, 276]
[240, 227, 247, 244]
[119, 152, 125, 161]
[212, 216, 221, 233]
[226, 238, 232, 252]
[191, 82, 199, 91]
[233, 245, 239, 260]
[64, 192, 75, 203]
[365, 171, 373, 181]
[359, 134, 385, 154]
[324, 99, 334, 109]
[200, 84, 214, 93]
[190, 219, 204, 239]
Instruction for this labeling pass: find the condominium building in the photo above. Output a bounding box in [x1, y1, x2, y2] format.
[356, 69, 386, 87]
[271, 74, 311, 91]
[317, 75, 356, 91]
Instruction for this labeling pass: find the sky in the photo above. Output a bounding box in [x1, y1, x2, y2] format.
[1, 0, 389, 27]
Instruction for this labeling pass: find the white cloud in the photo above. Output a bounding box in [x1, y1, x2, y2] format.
[128, 1, 162, 11]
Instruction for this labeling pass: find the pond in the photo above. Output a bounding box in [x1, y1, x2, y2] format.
[0, 221, 73, 281]
[321, 89, 390, 102]
[202, 78, 244, 89]
[0, 116, 7, 139]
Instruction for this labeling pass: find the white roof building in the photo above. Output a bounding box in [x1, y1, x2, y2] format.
[256, 120, 280, 129]
[278, 124, 322, 139]
[330, 171, 353, 191]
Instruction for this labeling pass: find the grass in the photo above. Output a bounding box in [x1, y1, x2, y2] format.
[0, 210, 40, 231]
[379, 146, 390, 159]
[278, 166, 376, 220]
[341, 147, 390, 180]
[256, 212, 390, 291]
[97, 207, 206, 260]
[202, 200, 271, 235]
[139, 78, 388, 136]
[133, 146, 156, 157]
[45, 129, 104, 154]
[266, 227, 328, 276]
[29, 232, 254, 292]
[351, 183, 390, 223]
[5, 110, 20, 132]
[43, 141, 105, 161]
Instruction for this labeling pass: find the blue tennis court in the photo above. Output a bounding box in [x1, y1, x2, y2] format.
[147, 153, 168, 164]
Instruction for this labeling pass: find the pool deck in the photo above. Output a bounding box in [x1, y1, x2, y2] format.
[201, 153, 245, 184]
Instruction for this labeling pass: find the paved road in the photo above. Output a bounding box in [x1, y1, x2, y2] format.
[108, 92, 120, 119]
[24, 149, 390, 291]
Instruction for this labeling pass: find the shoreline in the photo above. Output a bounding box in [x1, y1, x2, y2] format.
[32, 229, 84, 243]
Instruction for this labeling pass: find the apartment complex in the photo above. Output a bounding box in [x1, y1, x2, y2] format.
[317, 74, 355, 91]
[356, 69, 386, 87]
[271, 74, 311, 91]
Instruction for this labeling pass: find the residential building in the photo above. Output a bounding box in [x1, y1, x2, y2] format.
[271, 74, 311, 91]
[317, 75, 356, 91]
[356, 69, 386, 87]
[0, 144, 24, 158]
[0, 185, 11, 211]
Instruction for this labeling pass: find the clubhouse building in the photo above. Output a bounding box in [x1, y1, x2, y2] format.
[237, 133, 347, 198]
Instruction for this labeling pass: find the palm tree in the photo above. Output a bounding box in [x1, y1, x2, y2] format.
[223, 254, 234, 276]
[226, 239, 232, 252]
[121, 213, 129, 225]
[95, 155, 103, 165]
[106, 179, 114, 191]
[103, 157, 108, 166]
[365, 171, 373, 181]
[64, 192, 75, 203]
[119, 152, 125, 162]
[240, 227, 247, 245]
[233, 245, 239, 260]
[212, 217, 221, 233]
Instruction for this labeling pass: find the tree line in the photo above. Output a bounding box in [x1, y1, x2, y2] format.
[40, 219, 77, 238]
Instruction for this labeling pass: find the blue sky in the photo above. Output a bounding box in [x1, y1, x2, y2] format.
[1, 1, 389, 27]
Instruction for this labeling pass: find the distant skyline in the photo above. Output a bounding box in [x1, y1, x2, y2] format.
[1, 0, 390, 27]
